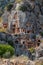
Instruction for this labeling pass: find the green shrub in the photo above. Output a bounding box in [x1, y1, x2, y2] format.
[8, 40, 14, 47]
[29, 47, 35, 53]
[3, 52, 11, 58]
[19, 5, 27, 12]
[19, 2, 32, 12]
[7, 3, 13, 11]
[0, 44, 14, 58]
[40, 32, 43, 36]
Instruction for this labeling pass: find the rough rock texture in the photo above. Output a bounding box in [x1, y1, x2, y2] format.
[0, 56, 43, 65]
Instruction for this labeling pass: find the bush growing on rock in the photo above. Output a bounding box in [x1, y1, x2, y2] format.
[7, 3, 13, 11]
[0, 44, 14, 58]
[19, 1, 32, 12]
[40, 32, 43, 36]
[29, 47, 35, 53]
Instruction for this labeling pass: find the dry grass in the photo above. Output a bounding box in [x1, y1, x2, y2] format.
[35, 60, 43, 65]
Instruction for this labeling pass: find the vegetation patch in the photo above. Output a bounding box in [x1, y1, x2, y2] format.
[40, 32, 43, 36]
[29, 47, 35, 53]
[0, 44, 14, 58]
[7, 3, 13, 11]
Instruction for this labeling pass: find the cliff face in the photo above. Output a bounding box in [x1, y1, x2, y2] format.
[1, 0, 43, 34]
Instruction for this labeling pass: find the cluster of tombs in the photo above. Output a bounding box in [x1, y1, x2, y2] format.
[0, 0, 43, 53]
[0, 10, 41, 52]
[14, 33, 43, 57]
[1, 9, 43, 34]
[1, 10, 41, 49]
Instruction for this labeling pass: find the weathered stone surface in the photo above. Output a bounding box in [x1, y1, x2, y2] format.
[0, 55, 43, 65]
